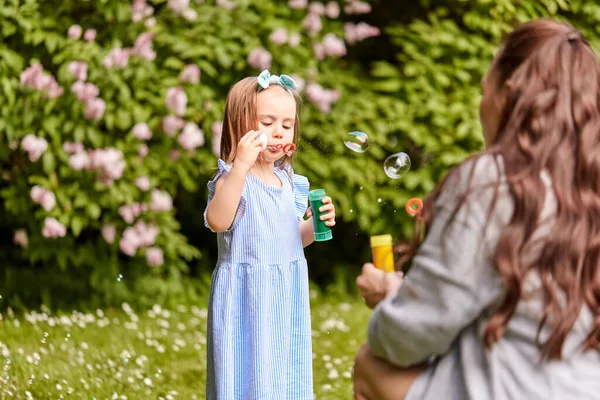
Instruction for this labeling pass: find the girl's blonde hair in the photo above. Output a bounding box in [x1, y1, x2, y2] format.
[220, 76, 302, 169]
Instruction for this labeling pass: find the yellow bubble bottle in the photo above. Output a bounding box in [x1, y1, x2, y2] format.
[370, 234, 395, 272]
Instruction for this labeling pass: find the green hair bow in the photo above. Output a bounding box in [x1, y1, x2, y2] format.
[257, 69, 297, 93]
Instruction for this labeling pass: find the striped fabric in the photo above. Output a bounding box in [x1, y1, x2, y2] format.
[204, 159, 313, 399]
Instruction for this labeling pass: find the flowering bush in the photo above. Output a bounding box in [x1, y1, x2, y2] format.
[0, 0, 385, 306]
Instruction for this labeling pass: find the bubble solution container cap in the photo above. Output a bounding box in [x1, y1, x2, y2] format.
[370, 234, 393, 248]
[308, 189, 326, 201]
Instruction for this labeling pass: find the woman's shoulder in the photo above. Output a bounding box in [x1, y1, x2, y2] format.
[446, 153, 506, 196]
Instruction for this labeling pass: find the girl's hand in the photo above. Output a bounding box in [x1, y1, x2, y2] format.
[318, 196, 336, 227]
[356, 263, 403, 309]
[232, 130, 265, 172]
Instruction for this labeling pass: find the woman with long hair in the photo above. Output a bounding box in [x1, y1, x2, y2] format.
[353, 18, 600, 400]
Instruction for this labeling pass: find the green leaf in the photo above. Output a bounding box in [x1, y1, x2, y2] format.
[42, 152, 55, 174]
[116, 109, 132, 130]
[163, 57, 185, 70]
[86, 203, 102, 220]
[71, 215, 85, 237]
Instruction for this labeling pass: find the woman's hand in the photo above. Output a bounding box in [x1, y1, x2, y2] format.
[356, 263, 403, 309]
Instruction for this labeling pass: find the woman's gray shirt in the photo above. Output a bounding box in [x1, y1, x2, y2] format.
[368, 155, 600, 400]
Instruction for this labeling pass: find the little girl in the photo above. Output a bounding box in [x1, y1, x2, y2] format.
[204, 70, 336, 399]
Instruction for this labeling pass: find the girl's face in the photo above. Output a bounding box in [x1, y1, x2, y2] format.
[256, 85, 297, 163]
[479, 61, 508, 147]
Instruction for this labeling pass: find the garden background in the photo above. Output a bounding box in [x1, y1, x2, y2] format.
[1, 0, 599, 397]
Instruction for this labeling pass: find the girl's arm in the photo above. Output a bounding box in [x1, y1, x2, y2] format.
[205, 164, 248, 232]
[205, 130, 263, 232]
[299, 217, 315, 247]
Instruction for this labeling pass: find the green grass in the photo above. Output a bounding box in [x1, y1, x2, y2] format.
[0, 292, 372, 399]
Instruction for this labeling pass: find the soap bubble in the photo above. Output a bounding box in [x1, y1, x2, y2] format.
[343, 131, 370, 153]
[384, 152, 411, 179]
[116, 273, 123, 282]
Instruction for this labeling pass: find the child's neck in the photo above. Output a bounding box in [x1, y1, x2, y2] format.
[250, 161, 282, 188]
[252, 160, 275, 173]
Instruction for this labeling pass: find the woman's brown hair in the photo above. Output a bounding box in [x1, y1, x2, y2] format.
[219, 76, 302, 169]
[398, 18, 600, 360]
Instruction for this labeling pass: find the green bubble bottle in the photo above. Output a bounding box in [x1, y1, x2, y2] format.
[308, 189, 333, 242]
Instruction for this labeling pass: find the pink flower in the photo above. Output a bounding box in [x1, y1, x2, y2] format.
[145, 17, 157, 28]
[313, 43, 325, 60]
[211, 121, 223, 158]
[216, 0, 236, 9]
[179, 64, 200, 84]
[135, 220, 159, 246]
[68, 61, 88, 81]
[101, 224, 116, 244]
[118, 205, 135, 224]
[83, 29, 97, 42]
[118, 203, 146, 224]
[303, 13, 322, 37]
[322, 33, 347, 57]
[308, 2, 325, 15]
[132, 32, 156, 61]
[135, 176, 151, 191]
[31, 186, 56, 211]
[344, 0, 371, 14]
[162, 116, 186, 137]
[325, 1, 340, 18]
[20, 64, 43, 87]
[288, 32, 301, 47]
[182, 8, 198, 20]
[306, 83, 341, 113]
[132, 0, 154, 22]
[20, 64, 63, 98]
[89, 148, 126, 181]
[21, 134, 48, 162]
[71, 81, 99, 102]
[103, 48, 131, 68]
[67, 25, 82, 40]
[119, 227, 140, 256]
[178, 122, 205, 150]
[165, 87, 187, 117]
[44, 77, 64, 98]
[84, 98, 106, 120]
[62, 141, 84, 154]
[151, 189, 173, 212]
[42, 217, 67, 238]
[344, 22, 381, 45]
[146, 247, 164, 266]
[269, 28, 288, 45]
[168, 0, 190, 14]
[247, 47, 272, 70]
[132, 122, 152, 140]
[288, 0, 307, 9]
[14, 229, 28, 248]
[139, 144, 149, 158]
[169, 149, 181, 160]
[69, 151, 91, 170]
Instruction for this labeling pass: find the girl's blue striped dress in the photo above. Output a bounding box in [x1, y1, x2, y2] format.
[204, 159, 313, 400]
